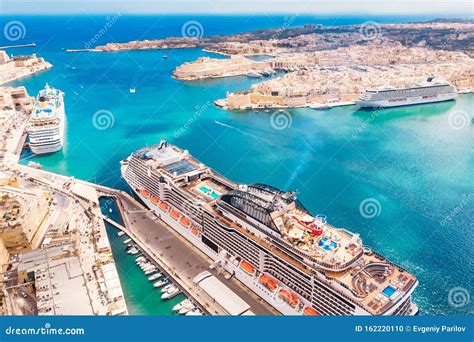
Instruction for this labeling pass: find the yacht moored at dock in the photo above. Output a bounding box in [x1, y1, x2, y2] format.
[121, 141, 419, 316]
[26, 84, 65, 154]
[356, 77, 457, 108]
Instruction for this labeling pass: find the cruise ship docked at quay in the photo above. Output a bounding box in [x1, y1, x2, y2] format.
[26, 84, 65, 154]
[121, 141, 419, 316]
[356, 78, 457, 108]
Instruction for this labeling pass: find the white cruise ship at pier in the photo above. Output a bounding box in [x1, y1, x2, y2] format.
[27, 84, 65, 154]
[357, 77, 457, 108]
[121, 141, 419, 316]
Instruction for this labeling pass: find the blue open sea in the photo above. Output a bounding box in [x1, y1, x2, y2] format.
[1, 14, 472, 315]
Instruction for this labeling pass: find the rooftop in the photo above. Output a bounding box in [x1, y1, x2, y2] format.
[18, 245, 94, 315]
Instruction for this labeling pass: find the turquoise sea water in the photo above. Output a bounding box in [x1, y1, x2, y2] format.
[2, 15, 473, 315]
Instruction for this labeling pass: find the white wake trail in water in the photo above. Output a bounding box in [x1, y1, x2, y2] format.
[214, 120, 262, 140]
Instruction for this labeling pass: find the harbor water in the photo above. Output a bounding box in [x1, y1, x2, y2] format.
[3, 15, 473, 315]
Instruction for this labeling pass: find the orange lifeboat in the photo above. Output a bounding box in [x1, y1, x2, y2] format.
[159, 202, 169, 212]
[150, 195, 159, 205]
[170, 209, 180, 220]
[239, 260, 256, 275]
[259, 274, 277, 291]
[303, 306, 320, 316]
[191, 228, 200, 236]
[180, 216, 191, 228]
[278, 289, 299, 307]
[140, 189, 150, 198]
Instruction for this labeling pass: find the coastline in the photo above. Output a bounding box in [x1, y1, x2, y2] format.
[0, 61, 52, 86]
[0, 86, 128, 316]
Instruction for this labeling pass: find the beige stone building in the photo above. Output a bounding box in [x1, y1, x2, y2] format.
[0, 187, 51, 256]
[173, 55, 271, 80]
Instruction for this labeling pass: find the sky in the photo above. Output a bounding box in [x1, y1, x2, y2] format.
[1, 0, 472, 15]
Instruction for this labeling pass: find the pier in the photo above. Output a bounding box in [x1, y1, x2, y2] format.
[65, 48, 98, 53]
[103, 192, 277, 316]
[0, 43, 36, 49]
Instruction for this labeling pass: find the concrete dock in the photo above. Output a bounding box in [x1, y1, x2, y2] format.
[108, 192, 277, 316]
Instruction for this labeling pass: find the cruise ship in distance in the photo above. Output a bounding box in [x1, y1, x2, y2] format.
[356, 77, 457, 108]
[27, 84, 65, 154]
[121, 141, 419, 316]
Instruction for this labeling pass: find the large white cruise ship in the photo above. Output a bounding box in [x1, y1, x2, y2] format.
[27, 84, 65, 155]
[356, 77, 457, 108]
[122, 141, 419, 316]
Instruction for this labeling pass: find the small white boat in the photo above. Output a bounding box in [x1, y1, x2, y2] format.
[246, 70, 262, 78]
[177, 300, 195, 315]
[154, 279, 168, 288]
[27, 161, 42, 169]
[173, 298, 190, 312]
[162, 285, 180, 299]
[144, 268, 157, 275]
[123, 238, 132, 244]
[117, 231, 125, 237]
[128, 247, 139, 255]
[109, 208, 113, 213]
[129, 88, 136, 94]
[148, 273, 162, 281]
[185, 308, 202, 316]
[161, 284, 173, 293]
[135, 256, 146, 263]
[180, 303, 196, 315]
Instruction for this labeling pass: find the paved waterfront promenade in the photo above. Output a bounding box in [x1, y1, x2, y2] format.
[111, 192, 277, 316]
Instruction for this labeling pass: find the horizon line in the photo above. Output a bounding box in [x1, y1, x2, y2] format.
[0, 12, 470, 17]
